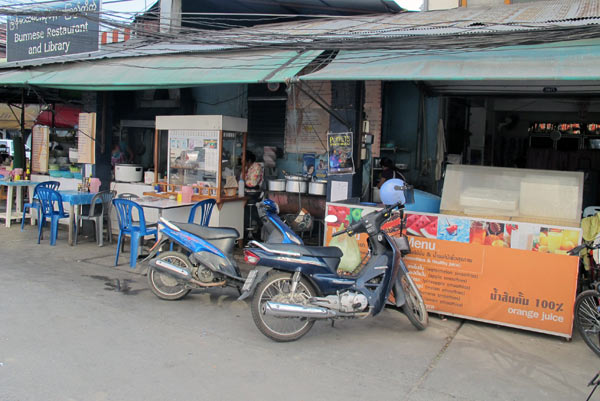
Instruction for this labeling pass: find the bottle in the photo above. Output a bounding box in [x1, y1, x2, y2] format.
[238, 178, 245, 197]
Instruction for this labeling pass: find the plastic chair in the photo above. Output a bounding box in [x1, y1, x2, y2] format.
[188, 199, 216, 225]
[584, 206, 600, 218]
[75, 190, 116, 246]
[112, 198, 157, 268]
[21, 181, 60, 231]
[36, 187, 69, 246]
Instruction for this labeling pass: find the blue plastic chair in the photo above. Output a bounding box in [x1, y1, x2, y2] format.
[36, 187, 69, 246]
[113, 198, 157, 268]
[21, 181, 60, 231]
[188, 199, 216, 225]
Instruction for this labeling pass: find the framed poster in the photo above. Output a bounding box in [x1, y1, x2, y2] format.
[327, 132, 354, 175]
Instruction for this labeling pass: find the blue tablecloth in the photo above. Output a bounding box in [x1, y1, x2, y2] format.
[59, 190, 98, 205]
[0, 180, 37, 187]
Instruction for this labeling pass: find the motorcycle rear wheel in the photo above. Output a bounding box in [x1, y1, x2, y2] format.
[251, 272, 316, 342]
[147, 251, 192, 301]
[401, 274, 428, 330]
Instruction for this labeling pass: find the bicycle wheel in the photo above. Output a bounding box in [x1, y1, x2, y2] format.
[574, 290, 600, 357]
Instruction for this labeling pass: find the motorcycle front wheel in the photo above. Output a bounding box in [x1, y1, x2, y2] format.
[251, 272, 316, 342]
[147, 251, 192, 301]
[401, 274, 428, 330]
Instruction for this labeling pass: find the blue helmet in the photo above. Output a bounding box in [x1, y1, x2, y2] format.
[380, 178, 414, 206]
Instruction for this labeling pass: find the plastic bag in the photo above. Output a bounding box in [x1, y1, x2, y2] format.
[330, 225, 361, 273]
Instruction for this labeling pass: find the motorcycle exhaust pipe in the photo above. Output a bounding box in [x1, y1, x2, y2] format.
[264, 301, 337, 319]
[149, 259, 225, 287]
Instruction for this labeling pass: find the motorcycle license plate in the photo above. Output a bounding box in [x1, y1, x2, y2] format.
[242, 269, 258, 292]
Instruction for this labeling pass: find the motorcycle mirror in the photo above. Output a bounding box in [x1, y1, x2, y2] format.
[324, 214, 338, 223]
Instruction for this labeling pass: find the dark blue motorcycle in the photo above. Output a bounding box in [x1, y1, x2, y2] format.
[144, 199, 303, 301]
[239, 180, 428, 341]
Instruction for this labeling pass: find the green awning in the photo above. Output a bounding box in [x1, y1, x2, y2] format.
[300, 40, 600, 81]
[0, 49, 322, 90]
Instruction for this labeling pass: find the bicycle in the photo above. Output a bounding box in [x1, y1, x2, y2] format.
[570, 241, 600, 357]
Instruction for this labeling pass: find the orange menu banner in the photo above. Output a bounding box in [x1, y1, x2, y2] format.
[324, 203, 580, 337]
[403, 237, 578, 337]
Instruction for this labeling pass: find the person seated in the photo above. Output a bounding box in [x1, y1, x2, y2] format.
[244, 151, 264, 199]
[377, 158, 406, 189]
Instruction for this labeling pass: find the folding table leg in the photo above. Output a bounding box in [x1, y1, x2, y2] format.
[5, 186, 13, 228]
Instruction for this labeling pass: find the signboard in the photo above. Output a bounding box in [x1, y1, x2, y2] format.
[77, 112, 96, 164]
[6, 0, 100, 62]
[31, 125, 49, 173]
[327, 132, 354, 175]
[324, 203, 580, 337]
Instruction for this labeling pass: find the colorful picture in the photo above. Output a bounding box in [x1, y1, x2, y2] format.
[204, 139, 217, 149]
[327, 132, 353, 174]
[303, 153, 316, 176]
[405, 214, 438, 239]
[437, 217, 470, 243]
[533, 228, 580, 255]
[468, 220, 509, 248]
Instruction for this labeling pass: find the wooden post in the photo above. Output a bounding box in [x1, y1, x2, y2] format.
[217, 130, 223, 203]
[153, 128, 159, 185]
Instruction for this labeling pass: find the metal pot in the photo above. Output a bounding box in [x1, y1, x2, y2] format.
[285, 175, 308, 193]
[268, 179, 286, 192]
[308, 179, 327, 196]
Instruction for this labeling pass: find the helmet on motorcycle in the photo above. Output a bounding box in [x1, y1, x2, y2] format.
[380, 178, 414, 206]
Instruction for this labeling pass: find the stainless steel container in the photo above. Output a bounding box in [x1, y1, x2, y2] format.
[267, 179, 286, 191]
[285, 174, 308, 193]
[308, 179, 327, 196]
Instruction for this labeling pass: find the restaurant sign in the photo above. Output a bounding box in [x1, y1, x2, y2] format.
[7, 0, 100, 62]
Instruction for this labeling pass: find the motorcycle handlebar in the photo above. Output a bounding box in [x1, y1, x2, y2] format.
[332, 202, 403, 238]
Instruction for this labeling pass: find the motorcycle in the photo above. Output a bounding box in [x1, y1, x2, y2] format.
[239, 179, 428, 342]
[144, 198, 304, 301]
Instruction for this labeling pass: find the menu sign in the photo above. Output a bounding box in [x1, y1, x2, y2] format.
[325, 205, 580, 337]
[31, 125, 49, 173]
[77, 112, 96, 164]
[6, 0, 100, 62]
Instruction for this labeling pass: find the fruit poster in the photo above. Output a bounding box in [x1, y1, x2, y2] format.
[324, 202, 581, 337]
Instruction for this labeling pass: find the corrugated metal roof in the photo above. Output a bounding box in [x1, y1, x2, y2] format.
[4, 0, 600, 70]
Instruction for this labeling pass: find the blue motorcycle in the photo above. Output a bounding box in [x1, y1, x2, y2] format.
[239, 179, 428, 341]
[144, 199, 303, 301]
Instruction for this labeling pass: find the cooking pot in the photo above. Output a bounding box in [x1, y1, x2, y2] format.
[267, 179, 286, 192]
[285, 174, 308, 193]
[115, 164, 143, 182]
[308, 179, 327, 196]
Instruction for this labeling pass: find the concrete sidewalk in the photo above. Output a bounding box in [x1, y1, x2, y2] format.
[0, 224, 598, 401]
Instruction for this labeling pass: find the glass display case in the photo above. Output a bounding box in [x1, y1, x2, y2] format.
[440, 165, 584, 226]
[155, 115, 247, 200]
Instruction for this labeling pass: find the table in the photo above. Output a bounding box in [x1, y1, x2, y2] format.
[0, 180, 37, 228]
[59, 190, 98, 246]
[135, 197, 195, 219]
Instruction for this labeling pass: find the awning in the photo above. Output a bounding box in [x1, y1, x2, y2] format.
[0, 104, 41, 130]
[0, 50, 322, 91]
[300, 40, 600, 81]
[35, 104, 81, 128]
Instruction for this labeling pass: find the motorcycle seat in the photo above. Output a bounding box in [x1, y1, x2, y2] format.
[259, 243, 342, 272]
[173, 223, 239, 256]
[173, 223, 239, 240]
